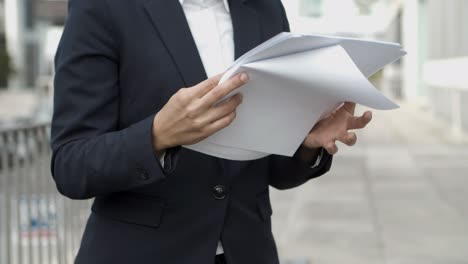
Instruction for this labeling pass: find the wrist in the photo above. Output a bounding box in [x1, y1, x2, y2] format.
[152, 115, 170, 153]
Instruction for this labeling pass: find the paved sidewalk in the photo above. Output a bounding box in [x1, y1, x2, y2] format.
[272, 103, 468, 264]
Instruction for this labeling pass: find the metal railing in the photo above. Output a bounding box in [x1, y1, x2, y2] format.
[0, 122, 313, 264]
[0, 122, 91, 264]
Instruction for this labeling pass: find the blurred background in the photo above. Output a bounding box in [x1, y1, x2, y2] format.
[0, 0, 467, 263]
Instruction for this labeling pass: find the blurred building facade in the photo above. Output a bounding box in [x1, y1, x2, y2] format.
[422, 0, 468, 135]
[285, 0, 468, 134]
[382, 0, 468, 135]
[0, 0, 66, 123]
[2, 0, 66, 89]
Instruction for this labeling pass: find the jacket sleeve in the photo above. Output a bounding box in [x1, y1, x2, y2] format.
[50, 0, 178, 200]
[280, 0, 291, 32]
[268, 149, 333, 190]
[268, 1, 333, 190]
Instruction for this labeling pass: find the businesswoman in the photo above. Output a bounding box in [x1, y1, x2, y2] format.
[51, 0, 372, 263]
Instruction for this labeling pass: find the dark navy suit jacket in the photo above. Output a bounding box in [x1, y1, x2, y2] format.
[50, 0, 333, 263]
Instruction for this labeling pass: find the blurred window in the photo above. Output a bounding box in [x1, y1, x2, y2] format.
[24, 0, 35, 30]
[300, 0, 323, 17]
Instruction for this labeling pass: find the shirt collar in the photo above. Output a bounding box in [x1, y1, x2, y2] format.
[179, 0, 230, 13]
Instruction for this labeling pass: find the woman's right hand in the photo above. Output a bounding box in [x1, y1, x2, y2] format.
[151, 72, 249, 153]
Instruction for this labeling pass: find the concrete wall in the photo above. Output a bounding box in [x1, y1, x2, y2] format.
[426, 0, 468, 59]
[423, 0, 468, 134]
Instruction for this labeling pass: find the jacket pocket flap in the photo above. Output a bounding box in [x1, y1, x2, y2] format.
[91, 193, 165, 228]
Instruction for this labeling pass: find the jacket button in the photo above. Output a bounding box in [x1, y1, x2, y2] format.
[212, 185, 226, 200]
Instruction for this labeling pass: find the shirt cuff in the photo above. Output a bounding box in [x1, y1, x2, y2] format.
[159, 151, 166, 168]
[310, 148, 324, 168]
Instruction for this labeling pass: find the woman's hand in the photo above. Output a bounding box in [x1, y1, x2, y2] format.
[302, 102, 372, 155]
[152, 73, 249, 152]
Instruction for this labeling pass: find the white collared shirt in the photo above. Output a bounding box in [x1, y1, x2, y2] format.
[179, 0, 234, 79]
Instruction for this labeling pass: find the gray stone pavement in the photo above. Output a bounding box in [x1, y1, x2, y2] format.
[271, 103, 468, 264]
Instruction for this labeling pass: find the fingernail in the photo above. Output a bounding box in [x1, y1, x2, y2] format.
[240, 73, 249, 82]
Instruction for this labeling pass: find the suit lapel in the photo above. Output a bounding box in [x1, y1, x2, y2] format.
[143, 0, 263, 86]
[143, 0, 207, 87]
[229, 0, 262, 59]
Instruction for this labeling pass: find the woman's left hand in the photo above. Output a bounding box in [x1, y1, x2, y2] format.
[302, 102, 373, 155]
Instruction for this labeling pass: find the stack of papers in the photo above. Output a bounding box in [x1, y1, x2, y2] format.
[184, 32, 406, 160]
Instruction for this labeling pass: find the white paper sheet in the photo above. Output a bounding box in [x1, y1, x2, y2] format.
[184, 33, 405, 160]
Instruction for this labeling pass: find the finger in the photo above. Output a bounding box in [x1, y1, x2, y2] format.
[192, 73, 224, 98]
[323, 141, 338, 155]
[343, 102, 356, 114]
[201, 73, 248, 107]
[348, 111, 372, 130]
[198, 93, 243, 125]
[338, 132, 357, 146]
[203, 111, 237, 135]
